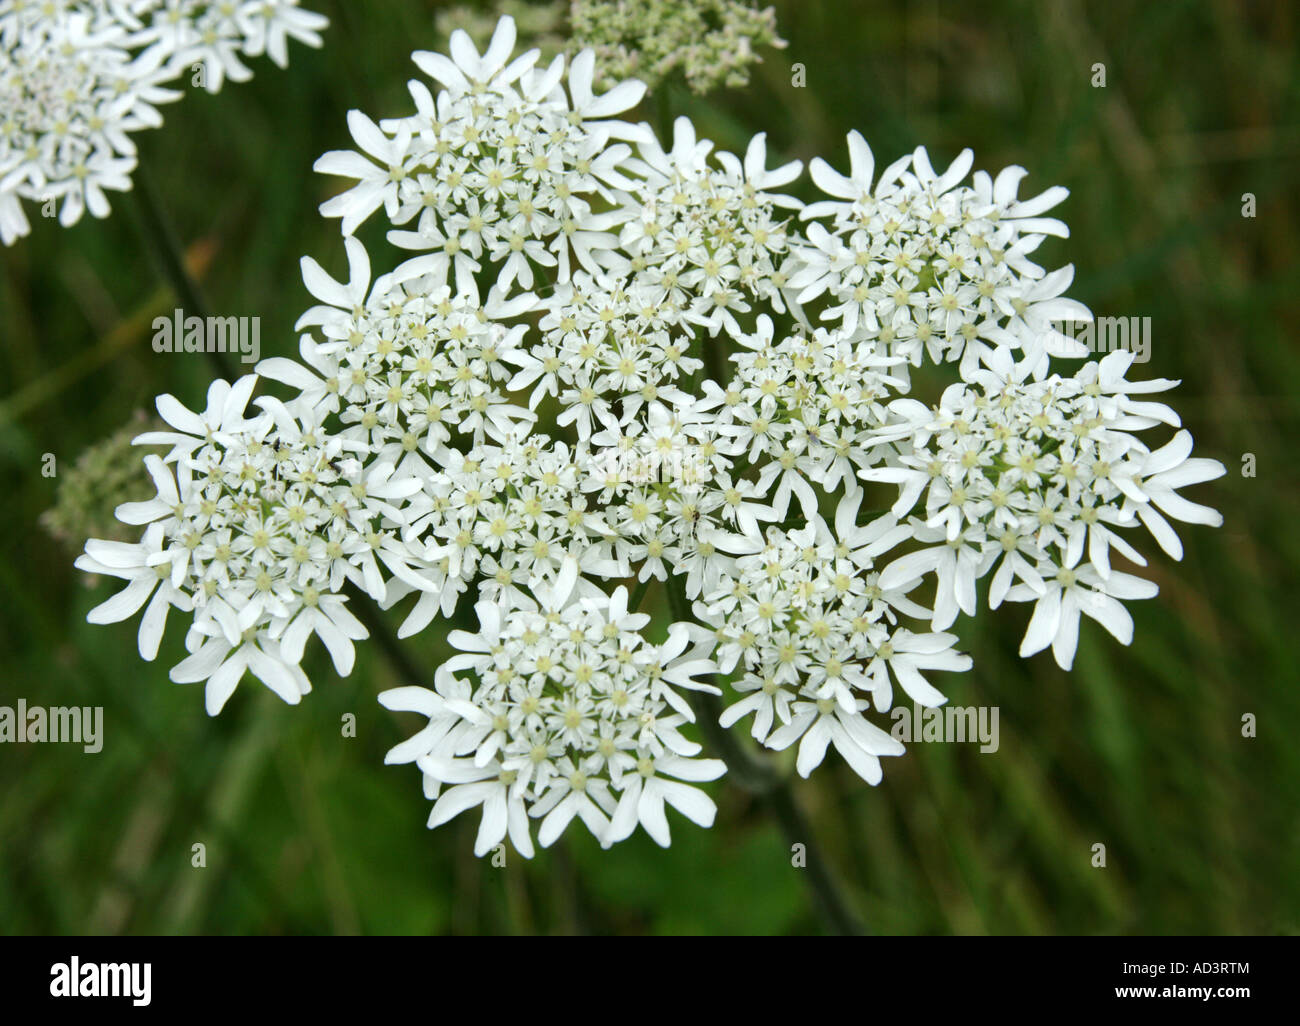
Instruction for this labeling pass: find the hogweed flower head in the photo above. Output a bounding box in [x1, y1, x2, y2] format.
[78, 16, 1227, 857]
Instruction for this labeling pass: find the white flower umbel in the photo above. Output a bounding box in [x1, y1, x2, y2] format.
[864, 348, 1225, 668]
[380, 559, 724, 855]
[700, 488, 969, 784]
[314, 14, 647, 283]
[791, 131, 1091, 379]
[77, 375, 428, 713]
[0, 0, 326, 243]
[612, 120, 803, 339]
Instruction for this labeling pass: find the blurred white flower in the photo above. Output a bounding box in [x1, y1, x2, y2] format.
[0, 0, 326, 243]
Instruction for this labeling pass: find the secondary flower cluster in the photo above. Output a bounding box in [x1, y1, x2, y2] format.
[791, 131, 1090, 378]
[569, 0, 785, 94]
[42, 410, 163, 549]
[74, 376, 420, 713]
[79, 16, 1226, 856]
[437, 0, 785, 95]
[860, 346, 1224, 668]
[0, 0, 326, 244]
[381, 563, 724, 856]
[701, 489, 965, 785]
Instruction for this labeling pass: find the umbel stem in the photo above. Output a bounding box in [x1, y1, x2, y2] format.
[664, 579, 867, 936]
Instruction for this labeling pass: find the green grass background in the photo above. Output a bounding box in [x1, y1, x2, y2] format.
[1, 0, 1297, 934]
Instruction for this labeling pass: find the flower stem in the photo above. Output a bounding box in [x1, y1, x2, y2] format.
[344, 583, 428, 687]
[652, 88, 674, 150]
[664, 578, 867, 935]
[629, 574, 653, 613]
[129, 163, 237, 380]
